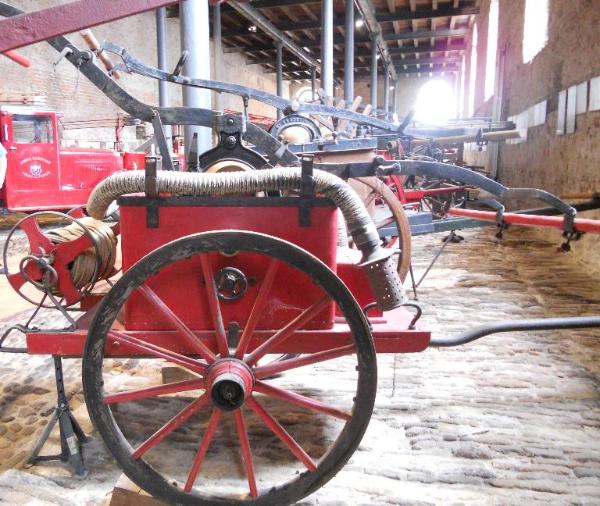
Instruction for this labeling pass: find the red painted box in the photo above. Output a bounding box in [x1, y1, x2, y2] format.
[119, 196, 339, 332]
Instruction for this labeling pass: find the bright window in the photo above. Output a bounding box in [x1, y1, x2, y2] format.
[468, 24, 478, 117]
[523, 0, 549, 63]
[484, 0, 499, 100]
[414, 80, 456, 124]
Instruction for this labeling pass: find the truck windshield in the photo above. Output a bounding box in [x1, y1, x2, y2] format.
[12, 114, 54, 144]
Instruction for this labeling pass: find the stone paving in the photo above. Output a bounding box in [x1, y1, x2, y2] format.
[0, 226, 599, 505]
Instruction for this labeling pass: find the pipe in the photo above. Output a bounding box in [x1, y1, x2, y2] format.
[212, 2, 223, 112]
[446, 208, 600, 234]
[370, 35, 378, 110]
[276, 42, 283, 119]
[2, 49, 31, 67]
[321, 0, 334, 97]
[430, 316, 600, 347]
[155, 8, 172, 141]
[87, 168, 405, 310]
[391, 79, 397, 118]
[180, 0, 212, 156]
[411, 129, 521, 146]
[344, 0, 354, 102]
[383, 64, 389, 117]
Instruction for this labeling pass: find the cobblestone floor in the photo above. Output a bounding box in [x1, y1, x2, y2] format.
[0, 226, 599, 505]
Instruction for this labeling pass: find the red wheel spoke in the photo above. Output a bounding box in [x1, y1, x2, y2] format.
[235, 259, 279, 359]
[7, 272, 27, 291]
[200, 255, 229, 358]
[234, 410, 258, 498]
[386, 236, 399, 249]
[137, 284, 216, 363]
[254, 345, 356, 380]
[20, 218, 52, 254]
[109, 331, 207, 375]
[245, 295, 330, 366]
[103, 378, 205, 405]
[132, 394, 209, 459]
[247, 397, 317, 471]
[53, 234, 93, 264]
[184, 408, 223, 493]
[254, 381, 352, 421]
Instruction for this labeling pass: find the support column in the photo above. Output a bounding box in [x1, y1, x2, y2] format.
[311, 67, 317, 100]
[344, 0, 354, 102]
[391, 79, 397, 118]
[213, 2, 223, 112]
[180, 0, 212, 156]
[320, 0, 334, 97]
[383, 64, 390, 117]
[276, 42, 283, 119]
[155, 7, 172, 143]
[370, 36, 378, 110]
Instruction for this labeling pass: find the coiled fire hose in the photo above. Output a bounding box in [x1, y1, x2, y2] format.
[46, 217, 117, 293]
[87, 168, 406, 311]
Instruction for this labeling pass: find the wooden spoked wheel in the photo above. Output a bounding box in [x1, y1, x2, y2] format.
[352, 177, 412, 282]
[83, 231, 377, 506]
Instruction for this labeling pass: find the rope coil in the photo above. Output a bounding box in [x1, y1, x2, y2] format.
[46, 217, 117, 293]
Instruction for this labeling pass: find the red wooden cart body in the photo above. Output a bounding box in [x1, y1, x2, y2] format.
[25, 197, 430, 356]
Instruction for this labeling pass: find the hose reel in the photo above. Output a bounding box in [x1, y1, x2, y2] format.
[3, 211, 118, 307]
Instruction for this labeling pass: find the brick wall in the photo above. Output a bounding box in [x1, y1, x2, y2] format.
[462, 0, 600, 268]
[0, 1, 286, 147]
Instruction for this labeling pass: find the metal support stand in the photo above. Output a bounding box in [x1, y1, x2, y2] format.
[409, 230, 464, 299]
[25, 356, 88, 478]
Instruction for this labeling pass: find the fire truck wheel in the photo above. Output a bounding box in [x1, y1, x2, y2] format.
[352, 177, 412, 282]
[83, 230, 377, 506]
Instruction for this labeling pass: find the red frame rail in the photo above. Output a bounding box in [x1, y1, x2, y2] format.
[447, 207, 600, 234]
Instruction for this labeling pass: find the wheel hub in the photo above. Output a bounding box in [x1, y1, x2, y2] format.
[206, 359, 254, 411]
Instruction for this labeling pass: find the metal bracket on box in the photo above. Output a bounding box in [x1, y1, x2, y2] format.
[299, 155, 315, 227]
[144, 156, 160, 229]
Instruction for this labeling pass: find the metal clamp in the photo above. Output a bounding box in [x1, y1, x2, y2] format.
[299, 155, 315, 227]
[494, 204, 509, 239]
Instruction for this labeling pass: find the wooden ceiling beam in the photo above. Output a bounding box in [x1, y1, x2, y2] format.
[383, 28, 469, 41]
[375, 3, 478, 23]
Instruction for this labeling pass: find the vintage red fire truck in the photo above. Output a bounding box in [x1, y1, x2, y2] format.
[0, 106, 145, 212]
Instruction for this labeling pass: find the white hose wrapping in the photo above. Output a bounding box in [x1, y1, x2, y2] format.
[88, 168, 378, 251]
[87, 168, 405, 310]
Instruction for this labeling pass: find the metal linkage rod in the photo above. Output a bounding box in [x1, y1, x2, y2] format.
[430, 316, 600, 347]
[102, 41, 405, 133]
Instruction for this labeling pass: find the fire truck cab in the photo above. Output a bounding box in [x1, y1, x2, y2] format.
[0, 106, 144, 212]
